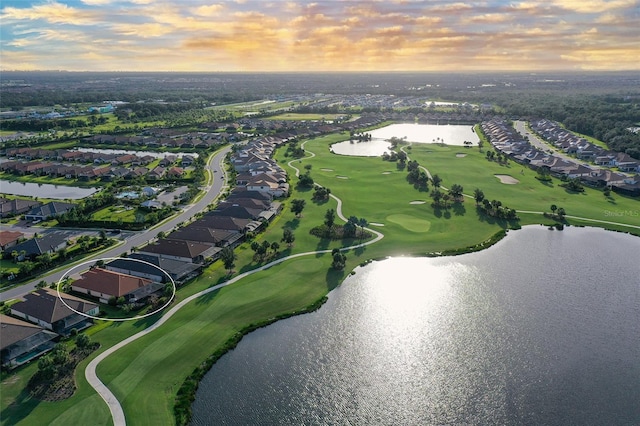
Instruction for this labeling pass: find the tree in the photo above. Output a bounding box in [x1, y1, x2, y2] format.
[550, 204, 558, 214]
[297, 172, 314, 188]
[331, 248, 347, 270]
[343, 218, 357, 238]
[478, 139, 484, 152]
[75, 334, 90, 349]
[290, 199, 306, 217]
[448, 183, 464, 201]
[281, 228, 295, 247]
[557, 207, 566, 218]
[431, 174, 442, 188]
[324, 208, 336, 228]
[270, 241, 280, 253]
[220, 247, 236, 274]
[473, 188, 485, 206]
[430, 188, 443, 206]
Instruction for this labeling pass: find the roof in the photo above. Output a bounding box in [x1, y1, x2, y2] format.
[169, 226, 235, 245]
[139, 238, 214, 258]
[11, 232, 68, 257]
[127, 253, 202, 278]
[11, 288, 98, 325]
[26, 201, 75, 218]
[0, 314, 56, 349]
[192, 214, 252, 232]
[72, 268, 153, 298]
[0, 231, 23, 247]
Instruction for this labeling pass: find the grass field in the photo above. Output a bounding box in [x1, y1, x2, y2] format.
[1, 132, 638, 426]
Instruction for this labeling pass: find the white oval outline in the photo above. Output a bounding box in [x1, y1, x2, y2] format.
[56, 256, 176, 322]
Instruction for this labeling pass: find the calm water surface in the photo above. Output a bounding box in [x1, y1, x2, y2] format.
[0, 180, 97, 199]
[192, 226, 640, 425]
[331, 124, 480, 156]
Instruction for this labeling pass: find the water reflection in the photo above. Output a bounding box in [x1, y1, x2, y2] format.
[192, 227, 640, 425]
[0, 180, 97, 199]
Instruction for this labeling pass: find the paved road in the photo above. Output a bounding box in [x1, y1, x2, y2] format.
[513, 120, 585, 165]
[0, 146, 232, 302]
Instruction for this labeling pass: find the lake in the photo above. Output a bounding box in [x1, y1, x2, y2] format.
[192, 226, 640, 425]
[0, 180, 98, 199]
[75, 148, 199, 159]
[331, 124, 480, 156]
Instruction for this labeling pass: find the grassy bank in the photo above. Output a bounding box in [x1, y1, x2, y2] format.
[2, 131, 638, 426]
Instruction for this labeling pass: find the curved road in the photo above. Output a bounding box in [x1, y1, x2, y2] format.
[0, 146, 232, 303]
[86, 140, 384, 426]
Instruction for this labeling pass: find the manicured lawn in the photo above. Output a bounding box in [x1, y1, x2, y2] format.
[90, 206, 139, 223]
[0, 259, 20, 274]
[2, 132, 638, 426]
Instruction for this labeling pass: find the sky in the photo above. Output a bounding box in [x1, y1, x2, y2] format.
[1, 0, 639, 73]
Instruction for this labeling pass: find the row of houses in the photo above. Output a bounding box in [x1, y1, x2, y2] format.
[0, 199, 74, 221]
[530, 119, 640, 172]
[0, 262, 166, 369]
[482, 119, 640, 195]
[1, 160, 187, 182]
[81, 133, 224, 149]
[1, 112, 397, 369]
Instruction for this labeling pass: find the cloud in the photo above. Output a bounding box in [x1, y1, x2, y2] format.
[550, 0, 637, 13]
[1, 1, 99, 25]
[1, 0, 638, 72]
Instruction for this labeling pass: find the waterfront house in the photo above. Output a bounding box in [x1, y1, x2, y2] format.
[0, 314, 57, 369]
[24, 201, 75, 222]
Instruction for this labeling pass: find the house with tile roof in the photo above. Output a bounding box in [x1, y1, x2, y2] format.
[0, 230, 24, 252]
[10, 288, 98, 335]
[71, 268, 161, 304]
[0, 314, 57, 369]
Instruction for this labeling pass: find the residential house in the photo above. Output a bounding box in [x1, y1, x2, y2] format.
[10, 288, 98, 335]
[71, 268, 161, 304]
[1, 314, 57, 369]
[0, 198, 41, 218]
[10, 232, 68, 261]
[106, 253, 201, 283]
[0, 230, 24, 252]
[24, 201, 75, 222]
[138, 238, 219, 264]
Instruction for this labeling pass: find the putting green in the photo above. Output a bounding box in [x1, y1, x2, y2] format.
[386, 214, 431, 232]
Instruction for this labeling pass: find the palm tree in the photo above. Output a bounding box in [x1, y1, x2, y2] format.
[473, 188, 485, 206]
[550, 204, 558, 215]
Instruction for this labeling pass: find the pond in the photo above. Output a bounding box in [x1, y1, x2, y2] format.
[369, 123, 479, 146]
[0, 180, 98, 199]
[192, 226, 640, 425]
[74, 148, 199, 159]
[330, 124, 480, 156]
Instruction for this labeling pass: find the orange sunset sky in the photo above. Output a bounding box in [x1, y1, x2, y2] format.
[1, 0, 639, 72]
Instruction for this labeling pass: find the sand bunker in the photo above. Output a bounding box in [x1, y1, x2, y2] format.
[336, 176, 349, 179]
[381, 171, 392, 175]
[494, 174, 519, 184]
[409, 200, 426, 204]
[456, 153, 467, 158]
[321, 168, 333, 171]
